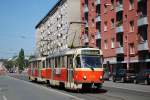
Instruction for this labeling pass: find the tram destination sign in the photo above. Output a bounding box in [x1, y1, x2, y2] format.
[81, 50, 100, 55]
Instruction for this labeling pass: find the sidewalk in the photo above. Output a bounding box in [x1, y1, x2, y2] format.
[103, 80, 150, 93]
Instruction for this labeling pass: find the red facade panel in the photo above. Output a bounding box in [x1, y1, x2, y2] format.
[80, 0, 150, 71]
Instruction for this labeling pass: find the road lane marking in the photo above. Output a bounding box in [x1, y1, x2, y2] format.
[2, 95, 7, 100]
[7, 76, 84, 100]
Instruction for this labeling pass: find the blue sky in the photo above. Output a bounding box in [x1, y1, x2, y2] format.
[0, 0, 59, 58]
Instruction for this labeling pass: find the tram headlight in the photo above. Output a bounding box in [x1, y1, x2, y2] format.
[83, 75, 87, 80]
[99, 76, 103, 80]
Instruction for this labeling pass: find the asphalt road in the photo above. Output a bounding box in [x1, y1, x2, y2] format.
[0, 75, 83, 100]
[1, 73, 150, 100]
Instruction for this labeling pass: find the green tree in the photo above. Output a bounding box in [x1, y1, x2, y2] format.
[17, 48, 25, 71]
[3, 60, 14, 70]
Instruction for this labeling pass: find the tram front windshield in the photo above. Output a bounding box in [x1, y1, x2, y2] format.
[80, 55, 102, 68]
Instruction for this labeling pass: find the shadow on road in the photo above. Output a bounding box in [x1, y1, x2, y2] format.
[62, 88, 107, 94]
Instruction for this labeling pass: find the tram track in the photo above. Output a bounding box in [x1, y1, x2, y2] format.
[8, 74, 150, 100]
[30, 81, 126, 100]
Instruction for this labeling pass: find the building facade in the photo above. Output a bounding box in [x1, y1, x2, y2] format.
[80, 0, 150, 73]
[35, 0, 150, 73]
[35, 0, 81, 56]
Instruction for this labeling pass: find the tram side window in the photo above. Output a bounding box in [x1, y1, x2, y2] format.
[48, 59, 51, 68]
[37, 61, 40, 69]
[46, 59, 49, 68]
[51, 58, 54, 68]
[35, 61, 37, 68]
[55, 58, 57, 68]
[76, 56, 81, 68]
[42, 61, 45, 68]
[61, 56, 65, 67]
[64, 56, 67, 68]
[58, 57, 61, 68]
[67, 55, 73, 68]
[60, 56, 62, 67]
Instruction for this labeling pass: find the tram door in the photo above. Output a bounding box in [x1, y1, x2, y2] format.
[38, 60, 42, 77]
[67, 55, 73, 82]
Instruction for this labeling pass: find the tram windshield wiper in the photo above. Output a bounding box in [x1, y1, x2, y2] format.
[90, 67, 94, 71]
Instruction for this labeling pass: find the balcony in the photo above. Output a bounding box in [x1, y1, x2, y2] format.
[84, 5, 88, 13]
[138, 40, 149, 51]
[95, 30, 101, 39]
[96, 15, 101, 22]
[116, 4, 123, 12]
[137, 17, 148, 27]
[116, 47, 124, 54]
[96, 0, 101, 5]
[116, 25, 123, 33]
[85, 22, 88, 28]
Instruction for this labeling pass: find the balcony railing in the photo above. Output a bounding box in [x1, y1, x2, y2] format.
[138, 40, 149, 51]
[137, 17, 148, 26]
[116, 4, 123, 12]
[96, 15, 101, 22]
[96, 0, 101, 5]
[95, 30, 101, 39]
[116, 25, 123, 33]
[85, 22, 88, 28]
[84, 5, 88, 13]
[116, 47, 124, 54]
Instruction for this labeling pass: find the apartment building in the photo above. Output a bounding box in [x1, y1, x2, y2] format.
[35, 0, 81, 56]
[81, 0, 102, 51]
[80, 0, 150, 73]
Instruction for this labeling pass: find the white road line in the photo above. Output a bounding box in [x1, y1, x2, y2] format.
[2, 95, 7, 100]
[0, 87, 7, 100]
[7, 76, 85, 100]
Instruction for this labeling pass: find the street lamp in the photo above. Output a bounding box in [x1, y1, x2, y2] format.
[126, 33, 130, 70]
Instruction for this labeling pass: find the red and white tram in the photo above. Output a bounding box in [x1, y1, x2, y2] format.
[28, 47, 104, 90]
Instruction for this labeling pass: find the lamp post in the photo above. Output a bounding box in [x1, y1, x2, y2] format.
[127, 32, 130, 70]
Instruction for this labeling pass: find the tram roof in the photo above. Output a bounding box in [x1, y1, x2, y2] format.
[47, 47, 100, 58]
[30, 57, 46, 62]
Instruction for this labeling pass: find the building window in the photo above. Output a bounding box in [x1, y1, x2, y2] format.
[104, 4, 107, 13]
[104, 21, 107, 31]
[85, 0, 88, 4]
[104, 40, 108, 49]
[92, 18, 95, 27]
[82, 17, 84, 20]
[125, 36, 127, 42]
[111, 38, 115, 48]
[92, 2, 94, 7]
[129, 20, 134, 32]
[96, 39, 101, 49]
[129, 0, 134, 10]
[111, 18, 115, 28]
[111, 0, 114, 10]
[129, 43, 135, 54]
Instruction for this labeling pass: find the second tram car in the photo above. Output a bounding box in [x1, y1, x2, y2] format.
[28, 47, 104, 90]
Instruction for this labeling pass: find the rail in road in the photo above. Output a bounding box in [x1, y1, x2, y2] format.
[103, 81, 150, 93]
[6, 73, 150, 100]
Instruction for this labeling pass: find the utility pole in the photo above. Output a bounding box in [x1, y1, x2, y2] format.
[127, 32, 130, 70]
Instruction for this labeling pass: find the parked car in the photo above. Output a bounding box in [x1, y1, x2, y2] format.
[133, 69, 150, 85]
[112, 69, 136, 83]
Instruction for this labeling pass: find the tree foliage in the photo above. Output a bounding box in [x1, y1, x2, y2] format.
[3, 60, 14, 70]
[17, 48, 25, 70]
